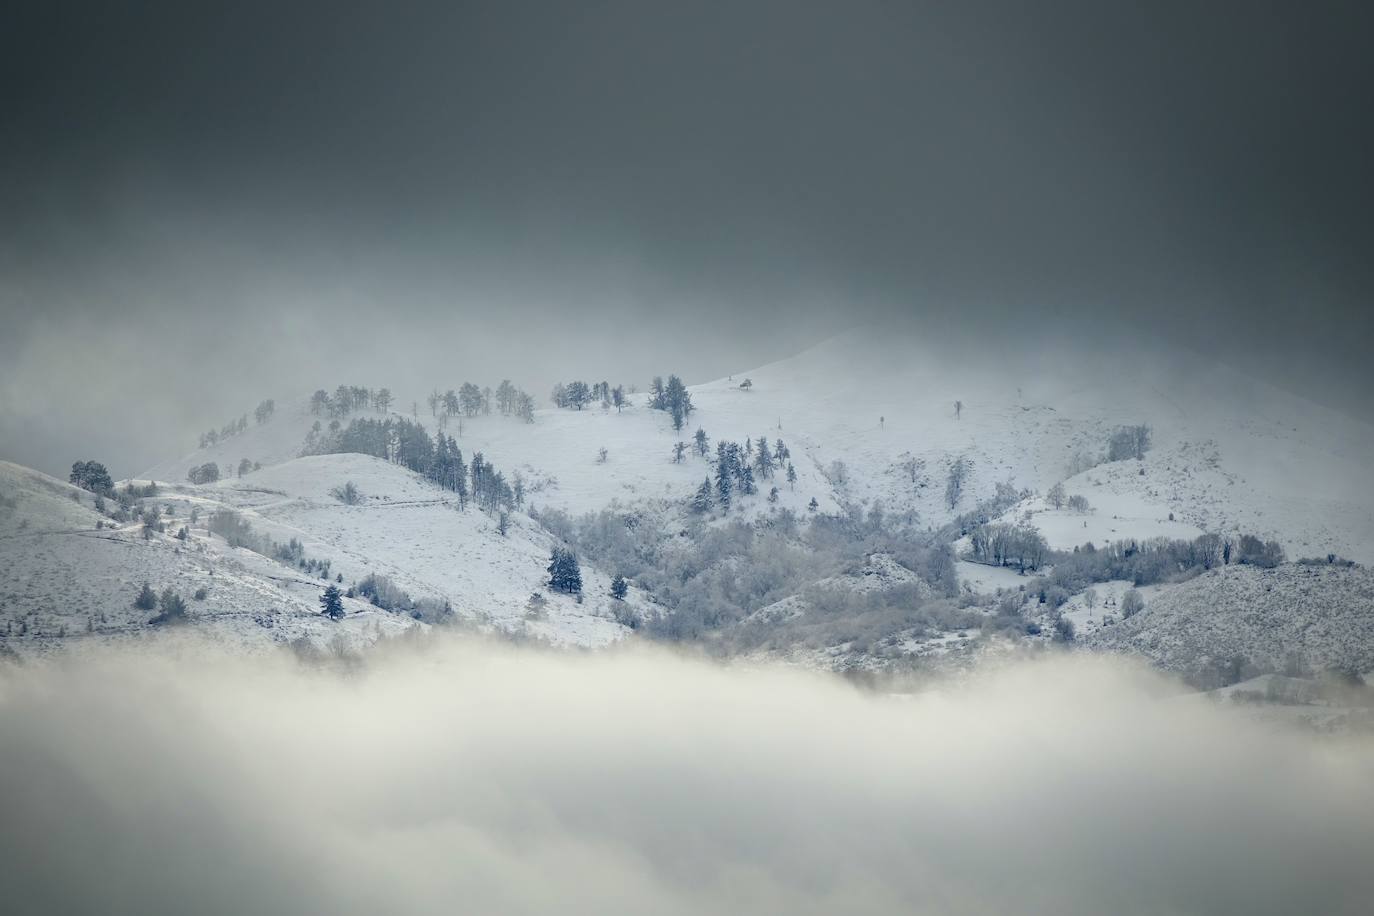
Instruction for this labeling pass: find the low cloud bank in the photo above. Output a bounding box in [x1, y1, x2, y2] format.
[1, 642, 1371, 915]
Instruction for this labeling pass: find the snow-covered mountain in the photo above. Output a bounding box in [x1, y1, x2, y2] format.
[141, 326, 1374, 564]
[5, 325, 1373, 673]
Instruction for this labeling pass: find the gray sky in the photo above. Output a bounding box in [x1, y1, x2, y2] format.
[2, 1, 1371, 477]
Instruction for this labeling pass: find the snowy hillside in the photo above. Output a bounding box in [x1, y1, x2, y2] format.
[466, 328, 1373, 562]
[141, 326, 1374, 567]
[0, 461, 417, 656]
[0, 322, 1351, 675]
[1087, 563, 1374, 681]
[195, 454, 640, 645]
[0, 454, 640, 658]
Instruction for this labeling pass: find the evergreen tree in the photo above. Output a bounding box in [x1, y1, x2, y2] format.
[611, 385, 626, 412]
[320, 584, 345, 620]
[133, 582, 158, 610]
[694, 428, 709, 456]
[808, 496, 819, 511]
[565, 380, 591, 410]
[754, 436, 774, 477]
[715, 444, 733, 510]
[610, 574, 628, 600]
[673, 442, 687, 463]
[786, 462, 797, 489]
[69, 460, 114, 494]
[547, 547, 583, 594]
[155, 588, 187, 623]
[692, 477, 714, 513]
[664, 375, 692, 431]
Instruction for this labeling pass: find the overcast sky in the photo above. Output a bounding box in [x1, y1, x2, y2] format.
[2, 1, 1371, 477]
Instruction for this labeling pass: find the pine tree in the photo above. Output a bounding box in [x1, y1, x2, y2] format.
[155, 588, 187, 623]
[715, 445, 733, 510]
[610, 574, 628, 600]
[664, 375, 692, 431]
[754, 436, 774, 477]
[547, 547, 583, 594]
[808, 496, 819, 511]
[694, 428, 709, 456]
[692, 477, 714, 513]
[133, 582, 157, 610]
[673, 442, 687, 463]
[786, 462, 797, 490]
[320, 584, 345, 620]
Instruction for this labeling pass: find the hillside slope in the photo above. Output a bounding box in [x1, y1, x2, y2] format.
[1087, 563, 1374, 680]
[142, 327, 1374, 565]
[0, 461, 416, 656]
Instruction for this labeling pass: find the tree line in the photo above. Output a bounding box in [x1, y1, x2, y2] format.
[304, 415, 522, 513]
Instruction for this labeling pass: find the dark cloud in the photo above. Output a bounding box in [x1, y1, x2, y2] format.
[2, 2, 1371, 475]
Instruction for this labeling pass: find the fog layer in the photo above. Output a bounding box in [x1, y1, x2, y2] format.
[1, 642, 1370, 915]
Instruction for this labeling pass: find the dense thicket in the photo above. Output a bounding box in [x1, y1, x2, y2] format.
[534, 502, 959, 648]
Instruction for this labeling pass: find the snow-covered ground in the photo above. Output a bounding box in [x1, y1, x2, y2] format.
[8, 324, 1373, 669]
[0, 455, 642, 657]
[0, 460, 417, 656]
[1087, 563, 1374, 677]
[142, 326, 1374, 565]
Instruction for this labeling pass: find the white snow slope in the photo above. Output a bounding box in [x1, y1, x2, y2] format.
[142, 325, 1374, 564]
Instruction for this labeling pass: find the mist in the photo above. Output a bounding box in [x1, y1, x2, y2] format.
[2, 641, 1370, 915]
[4, 2, 1374, 477]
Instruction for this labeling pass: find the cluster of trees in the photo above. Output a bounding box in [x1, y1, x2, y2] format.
[206, 510, 335, 580]
[534, 498, 960, 646]
[195, 399, 279, 448]
[187, 462, 221, 484]
[967, 523, 1051, 572]
[1107, 424, 1152, 462]
[692, 436, 796, 513]
[305, 416, 520, 513]
[134, 582, 188, 625]
[1046, 482, 1091, 513]
[310, 385, 394, 419]
[551, 380, 624, 412]
[430, 381, 536, 423]
[198, 414, 248, 449]
[647, 375, 693, 430]
[69, 460, 114, 494]
[1032, 530, 1289, 599]
[547, 547, 583, 594]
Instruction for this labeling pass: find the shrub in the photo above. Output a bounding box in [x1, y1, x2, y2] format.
[330, 481, 361, 505]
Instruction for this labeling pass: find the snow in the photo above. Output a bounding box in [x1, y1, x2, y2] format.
[1087, 563, 1374, 677]
[0, 455, 639, 658]
[199, 454, 637, 646]
[10, 323, 1372, 667]
[956, 561, 1033, 594]
[140, 326, 1374, 567]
